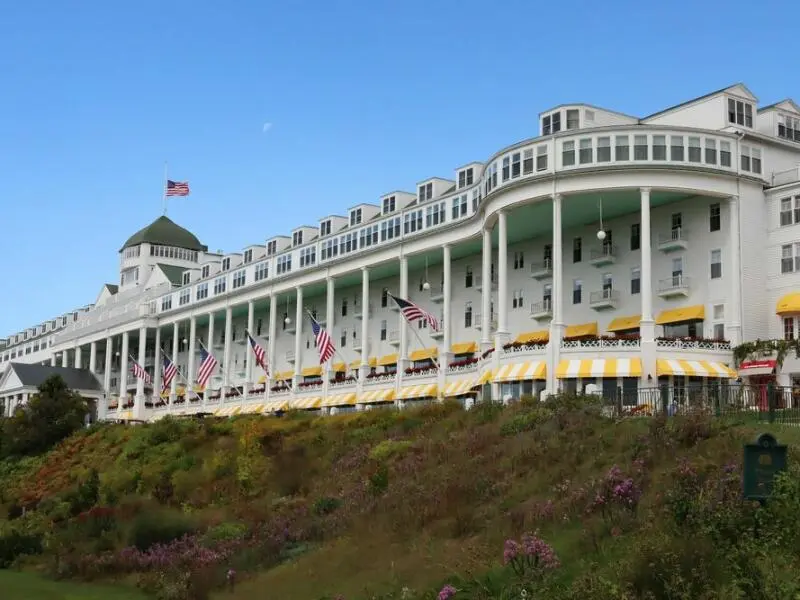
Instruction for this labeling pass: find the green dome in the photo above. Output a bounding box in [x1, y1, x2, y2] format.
[120, 216, 207, 252]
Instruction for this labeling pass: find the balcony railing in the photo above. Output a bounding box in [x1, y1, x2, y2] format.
[474, 312, 497, 331]
[657, 227, 689, 252]
[589, 289, 619, 310]
[428, 283, 445, 303]
[589, 245, 616, 267]
[658, 275, 691, 298]
[656, 338, 731, 351]
[530, 259, 553, 280]
[562, 337, 641, 350]
[475, 274, 498, 291]
[530, 300, 553, 320]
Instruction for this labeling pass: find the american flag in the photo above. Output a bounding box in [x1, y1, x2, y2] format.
[161, 356, 178, 393]
[390, 294, 441, 331]
[246, 330, 269, 375]
[165, 180, 190, 197]
[196, 347, 219, 387]
[310, 315, 335, 364]
[131, 359, 151, 384]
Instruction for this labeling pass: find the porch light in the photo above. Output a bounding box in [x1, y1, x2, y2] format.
[284, 316, 292, 325]
[596, 229, 606, 241]
[422, 281, 431, 291]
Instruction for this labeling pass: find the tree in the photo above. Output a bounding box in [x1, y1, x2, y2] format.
[0, 375, 88, 457]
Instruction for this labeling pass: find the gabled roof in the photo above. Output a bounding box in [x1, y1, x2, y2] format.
[156, 263, 187, 286]
[103, 284, 119, 294]
[1, 363, 103, 392]
[759, 99, 800, 114]
[120, 216, 207, 252]
[641, 83, 758, 121]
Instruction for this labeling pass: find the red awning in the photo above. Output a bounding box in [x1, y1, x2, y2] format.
[738, 360, 777, 377]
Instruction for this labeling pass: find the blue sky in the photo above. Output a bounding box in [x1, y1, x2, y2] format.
[1, 0, 798, 335]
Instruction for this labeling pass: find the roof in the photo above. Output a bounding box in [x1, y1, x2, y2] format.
[6, 363, 103, 392]
[641, 83, 756, 121]
[103, 284, 118, 294]
[156, 263, 187, 286]
[120, 216, 207, 252]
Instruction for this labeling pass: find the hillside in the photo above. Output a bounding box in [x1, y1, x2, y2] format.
[2, 397, 800, 599]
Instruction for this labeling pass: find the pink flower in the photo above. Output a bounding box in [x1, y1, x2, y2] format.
[438, 584, 457, 600]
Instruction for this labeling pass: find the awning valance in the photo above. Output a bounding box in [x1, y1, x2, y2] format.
[378, 353, 399, 366]
[239, 403, 264, 414]
[302, 365, 322, 377]
[321, 392, 357, 407]
[564, 322, 598, 338]
[477, 369, 493, 385]
[776, 293, 800, 315]
[360, 388, 396, 404]
[263, 399, 289, 412]
[396, 383, 438, 400]
[214, 405, 242, 417]
[451, 341, 478, 354]
[607, 315, 641, 332]
[332, 362, 347, 372]
[514, 330, 549, 344]
[274, 370, 294, 381]
[493, 361, 547, 382]
[292, 396, 322, 410]
[656, 359, 735, 378]
[738, 360, 777, 377]
[409, 347, 438, 361]
[556, 358, 642, 379]
[656, 305, 705, 325]
[443, 379, 478, 397]
[349, 357, 378, 370]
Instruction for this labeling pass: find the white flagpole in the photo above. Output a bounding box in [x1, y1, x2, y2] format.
[390, 294, 441, 371]
[158, 347, 202, 404]
[162, 161, 168, 216]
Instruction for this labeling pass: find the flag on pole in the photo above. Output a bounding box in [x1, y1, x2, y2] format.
[165, 180, 190, 197]
[246, 330, 269, 375]
[161, 356, 178, 392]
[390, 294, 441, 331]
[309, 315, 335, 364]
[196, 347, 219, 387]
[131, 359, 152, 384]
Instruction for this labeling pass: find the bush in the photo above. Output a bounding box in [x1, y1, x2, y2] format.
[0, 528, 43, 567]
[128, 509, 197, 551]
[313, 496, 342, 516]
[369, 440, 412, 462]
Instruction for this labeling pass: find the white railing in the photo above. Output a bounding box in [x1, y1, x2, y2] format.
[329, 379, 358, 389]
[364, 373, 396, 386]
[771, 165, 800, 187]
[658, 275, 691, 293]
[656, 338, 732, 351]
[446, 362, 480, 374]
[657, 227, 688, 245]
[561, 337, 641, 350]
[404, 368, 437, 380]
[503, 343, 547, 355]
[589, 289, 619, 304]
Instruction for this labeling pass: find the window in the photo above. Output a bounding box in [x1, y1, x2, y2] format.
[512, 289, 524, 309]
[705, 139, 717, 164]
[652, 135, 667, 160]
[784, 317, 795, 341]
[511, 152, 521, 178]
[267, 240, 277, 255]
[781, 197, 793, 225]
[687, 137, 701, 163]
[631, 267, 641, 295]
[566, 109, 579, 129]
[536, 145, 548, 171]
[462, 265, 473, 288]
[222, 257, 231, 271]
[542, 113, 561, 135]
[634, 135, 648, 160]
[457, 169, 474, 189]
[161, 295, 173, 311]
[713, 323, 725, 340]
[380, 217, 401, 242]
[710, 249, 722, 279]
[380, 320, 387, 341]
[381, 288, 389, 307]
[418, 182, 433, 203]
[543, 284, 552, 309]
[320, 220, 332, 236]
[201, 265, 210, 278]
[243, 249, 253, 263]
[781, 243, 800, 273]
[602, 273, 613, 291]
[523, 149, 534, 174]
[573, 237, 582, 263]
[350, 208, 363, 226]
[751, 147, 762, 174]
[513, 251, 524, 270]
[403, 210, 423, 234]
[179, 288, 190, 305]
[464, 302, 473, 328]
[501, 156, 510, 182]
[562, 140, 575, 166]
[630, 224, 640, 251]
[451, 195, 467, 220]
[182, 271, 191, 285]
[572, 279, 582, 304]
[597, 137, 611, 162]
[720, 141, 732, 167]
[292, 231, 303, 246]
[708, 203, 721, 231]
[670, 136, 684, 161]
[778, 114, 800, 142]
[740, 145, 757, 172]
[277, 255, 292, 274]
[231, 269, 245, 289]
[578, 138, 592, 164]
[340, 329, 347, 347]
[383, 195, 396, 213]
[254, 261, 269, 281]
[341, 298, 348, 317]
[615, 135, 630, 161]
[359, 224, 379, 248]
[728, 98, 753, 127]
[213, 276, 226, 295]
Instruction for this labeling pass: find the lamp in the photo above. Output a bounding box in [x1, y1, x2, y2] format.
[284, 296, 292, 325]
[422, 256, 431, 290]
[596, 195, 606, 241]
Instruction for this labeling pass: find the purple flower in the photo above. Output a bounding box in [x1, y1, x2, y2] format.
[438, 584, 457, 600]
[503, 539, 521, 564]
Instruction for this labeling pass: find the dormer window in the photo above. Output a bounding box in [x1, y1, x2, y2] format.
[320, 220, 331, 236]
[350, 208, 362, 226]
[542, 112, 562, 136]
[778, 114, 800, 143]
[201, 265, 210, 278]
[292, 231, 303, 246]
[222, 257, 231, 271]
[382, 196, 396, 214]
[182, 271, 191, 285]
[728, 98, 753, 128]
[457, 168, 474, 189]
[566, 109, 580, 130]
[243, 249, 253, 263]
[418, 182, 433, 202]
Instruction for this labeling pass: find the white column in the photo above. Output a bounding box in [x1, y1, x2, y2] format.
[325, 277, 335, 393]
[89, 341, 97, 374]
[74, 345, 83, 369]
[245, 301, 254, 396]
[496, 210, 509, 339]
[50, 354, 56, 366]
[119, 331, 129, 401]
[187, 317, 196, 393]
[639, 187, 656, 387]
[206, 313, 215, 402]
[101, 336, 112, 420]
[360, 267, 370, 372]
[61, 350, 68, 368]
[481, 227, 492, 348]
[546, 194, 564, 395]
[268, 295, 277, 398]
[153, 326, 162, 399]
[171, 322, 179, 402]
[442, 244, 452, 356]
[135, 327, 147, 417]
[223, 308, 232, 391]
[399, 256, 409, 367]
[294, 287, 304, 385]
[728, 195, 742, 346]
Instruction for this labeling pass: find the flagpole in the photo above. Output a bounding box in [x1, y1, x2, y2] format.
[389, 294, 441, 371]
[158, 347, 202, 404]
[197, 340, 244, 399]
[162, 161, 168, 216]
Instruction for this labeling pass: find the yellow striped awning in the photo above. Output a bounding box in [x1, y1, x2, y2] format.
[514, 330, 549, 344]
[396, 383, 438, 400]
[556, 358, 642, 379]
[292, 396, 322, 410]
[656, 359, 735, 378]
[378, 353, 398, 366]
[239, 404, 264, 414]
[443, 378, 478, 397]
[193, 384, 205, 393]
[776, 293, 800, 315]
[477, 369, 493, 385]
[332, 362, 347, 372]
[409, 347, 438, 361]
[360, 388, 396, 404]
[656, 305, 705, 325]
[214, 405, 243, 417]
[349, 357, 378, 369]
[302, 365, 322, 377]
[263, 399, 289, 412]
[321, 392, 357, 407]
[451, 341, 478, 354]
[564, 322, 598, 338]
[118, 410, 133, 420]
[274, 370, 294, 381]
[493, 361, 547, 382]
[607, 315, 641, 332]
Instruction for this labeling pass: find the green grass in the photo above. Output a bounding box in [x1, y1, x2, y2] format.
[0, 570, 148, 600]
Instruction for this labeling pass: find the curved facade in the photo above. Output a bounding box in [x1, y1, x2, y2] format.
[3, 83, 800, 419]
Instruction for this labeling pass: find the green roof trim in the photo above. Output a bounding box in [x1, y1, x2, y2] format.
[156, 263, 188, 286]
[120, 216, 207, 252]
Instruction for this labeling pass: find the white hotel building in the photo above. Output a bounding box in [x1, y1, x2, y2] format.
[3, 83, 800, 420]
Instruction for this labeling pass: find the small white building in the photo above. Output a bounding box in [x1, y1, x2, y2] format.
[0, 363, 104, 419]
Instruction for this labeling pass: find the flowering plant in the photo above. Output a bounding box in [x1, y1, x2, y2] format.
[503, 531, 560, 580]
[438, 583, 457, 599]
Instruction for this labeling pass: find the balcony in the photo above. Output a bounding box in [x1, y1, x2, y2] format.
[530, 300, 553, 320]
[589, 289, 619, 310]
[388, 330, 400, 346]
[658, 275, 691, 299]
[353, 336, 370, 352]
[284, 320, 297, 335]
[589, 245, 616, 267]
[658, 227, 689, 252]
[354, 303, 374, 320]
[475, 274, 498, 291]
[285, 350, 296, 363]
[474, 312, 497, 331]
[429, 283, 445, 303]
[529, 259, 553, 280]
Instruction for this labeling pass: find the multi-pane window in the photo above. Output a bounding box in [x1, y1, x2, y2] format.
[522, 149, 534, 174]
[615, 135, 630, 161]
[778, 114, 800, 142]
[542, 113, 561, 135]
[277, 255, 292, 274]
[710, 249, 722, 279]
[705, 139, 717, 164]
[512, 289, 524, 309]
[688, 137, 701, 162]
[781, 243, 800, 273]
[359, 224, 379, 248]
[566, 109, 579, 129]
[182, 271, 191, 285]
[213, 276, 226, 295]
[403, 210, 423, 234]
[267, 240, 277, 255]
[784, 317, 795, 341]
[630, 223, 640, 251]
[243, 249, 253, 263]
[634, 135, 648, 160]
[572, 279, 582, 304]
[458, 169, 473, 189]
[562, 141, 575, 166]
[201, 265, 210, 278]
[720, 141, 732, 167]
[338, 232, 358, 254]
[380, 320, 387, 341]
[425, 202, 446, 227]
[292, 231, 303, 246]
[670, 136, 684, 161]
[652, 135, 667, 160]
[232, 269, 246, 289]
[254, 261, 269, 281]
[321, 239, 339, 260]
[579, 138, 593, 164]
[465, 266, 473, 288]
[341, 298, 348, 317]
[380, 217, 401, 241]
[511, 152, 521, 178]
[631, 267, 641, 295]
[383, 195, 396, 213]
[300, 247, 316, 267]
[728, 98, 753, 127]
[710, 203, 721, 231]
[743, 146, 761, 173]
[350, 208, 363, 226]
[179, 288, 191, 305]
[513, 251, 524, 270]
[536, 145, 548, 171]
[222, 257, 231, 271]
[381, 288, 389, 307]
[464, 302, 473, 328]
[451, 195, 467, 220]
[597, 137, 611, 162]
[320, 220, 332, 236]
[502, 156, 510, 181]
[573, 237, 582, 263]
[418, 182, 433, 202]
[161, 295, 173, 311]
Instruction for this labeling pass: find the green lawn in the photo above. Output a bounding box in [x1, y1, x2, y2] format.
[0, 570, 149, 600]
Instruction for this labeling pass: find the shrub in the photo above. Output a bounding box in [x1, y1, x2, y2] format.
[312, 496, 342, 516]
[203, 522, 248, 545]
[500, 408, 549, 436]
[368, 464, 389, 496]
[369, 440, 412, 462]
[128, 509, 197, 551]
[0, 528, 43, 567]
